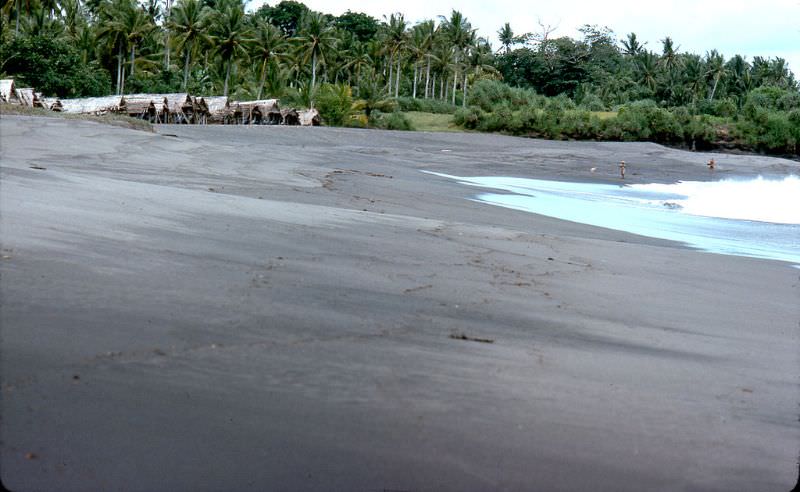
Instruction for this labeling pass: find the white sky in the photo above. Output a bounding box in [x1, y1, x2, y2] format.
[249, 0, 800, 77]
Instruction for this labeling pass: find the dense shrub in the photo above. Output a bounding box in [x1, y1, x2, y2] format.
[315, 83, 353, 126]
[453, 106, 483, 129]
[745, 86, 787, 110]
[467, 79, 543, 112]
[578, 93, 606, 111]
[736, 111, 799, 154]
[0, 33, 111, 97]
[369, 111, 414, 130]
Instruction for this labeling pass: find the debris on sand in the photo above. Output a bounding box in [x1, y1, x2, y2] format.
[449, 333, 494, 344]
[403, 284, 432, 293]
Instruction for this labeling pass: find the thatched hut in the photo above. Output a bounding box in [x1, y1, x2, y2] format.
[32, 92, 48, 108]
[298, 108, 321, 126]
[15, 88, 36, 107]
[0, 79, 16, 103]
[59, 95, 125, 115]
[121, 93, 192, 123]
[235, 99, 280, 124]
[204, 96, 231, 124]
[281, 108, 300, 125]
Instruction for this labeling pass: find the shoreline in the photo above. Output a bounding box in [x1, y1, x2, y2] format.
[2, 117, 798, 491]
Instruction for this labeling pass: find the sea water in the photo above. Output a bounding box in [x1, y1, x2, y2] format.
[427, 172, 800, 265]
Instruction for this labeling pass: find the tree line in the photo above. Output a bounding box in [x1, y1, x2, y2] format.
[0, 0, 496, 104]
[1, 0, 799, 154]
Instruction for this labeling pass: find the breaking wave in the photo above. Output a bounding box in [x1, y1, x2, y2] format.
[425, 172, 800, 265]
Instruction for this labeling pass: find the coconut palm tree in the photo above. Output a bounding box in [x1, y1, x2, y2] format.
[39, 0, 58, 19]
[97, 0, 134, 94]
[383, 12, 407, 97]
[636, 51, 659, 93]
[346, 40, 372, 91]
[620, 32, 645, 57]
[440, 10, 474, 105]
[294, 10, 337, 89]
[122, 4, 154, 78]
[169, 0, 210, 90]
[659, 37, 682, 73]
[353, 69, 395, 122]
[60, 0, 85, 38]
[705, 49, 727, 102]
[210, 2, 252, 97]
[682, 54, 706, 104]
[767, 57, 790, 87]
[431, 41, 453, 100]
[252, 19, 287, 99]
[408, 23, 430, 98]
[497, 22, 514, 54]
[413, 19, 437, 98]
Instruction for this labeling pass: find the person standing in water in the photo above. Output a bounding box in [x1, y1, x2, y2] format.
[619, 160, 626, 179]
[708, 158, 715, 171]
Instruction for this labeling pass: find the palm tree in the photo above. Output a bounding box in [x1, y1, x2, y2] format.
[61, 0, 85, 39]
[39, 0, 58, 20]
[252, 19, 287, 99]
[659, 37, 681, 73]
[682, 54, 706, 104]
[431, 41, 453, 100]
[123, 5, 154, 79]
[705, 49, 727, 102]
[294, 11, 337, 89]
[726, 54, 751, 104]
[97, 0, 134, 94]
[409, 23, 429, 98]
[346, 40, 372, 91]
[620, 32, 645, 57]
[169, 0, 210, 90]
[414, 19, 437, 98]
[440, 10, 474, 105]
[497, 22, 513, 54]
[636, 51, 659, 93]
[353, 69, 395, 122]
[163, 0, 172, 69]
[75, 24, 97, 64]
[383, 12, 407, 97]
[210, 2, 252, 97]
[768, 57, 790, 87]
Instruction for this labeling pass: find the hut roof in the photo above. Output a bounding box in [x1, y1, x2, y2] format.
[123, 93, 190, 106]
[15, 88, 36, 107]
[203, 96, 230, 113]
[59, 95, 125, 114]
[40, 97, 59, 109]
[235, 99, 280, 113]
[298, 108, 321, 126]
[0, 79, 16, 103]
[122, 93, 192, 115]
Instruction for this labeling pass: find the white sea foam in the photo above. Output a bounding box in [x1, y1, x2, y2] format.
[425, 171, 800, 265]
[632, 176, 800, 225]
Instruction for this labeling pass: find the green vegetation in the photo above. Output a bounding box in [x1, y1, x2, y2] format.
[403, 111, 460, 132]
[1, 0, 797, 155]
[454, 79, 799, 154]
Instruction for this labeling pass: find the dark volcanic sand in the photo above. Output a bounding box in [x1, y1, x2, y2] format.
[1, 116, 798, 491]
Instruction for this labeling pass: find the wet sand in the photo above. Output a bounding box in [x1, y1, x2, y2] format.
[1, 116, 798, 491]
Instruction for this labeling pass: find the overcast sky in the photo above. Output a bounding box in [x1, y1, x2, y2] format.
[250, 0, 799, 76]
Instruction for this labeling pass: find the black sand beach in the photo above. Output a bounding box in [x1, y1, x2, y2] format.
[1, 116, 798, 491]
